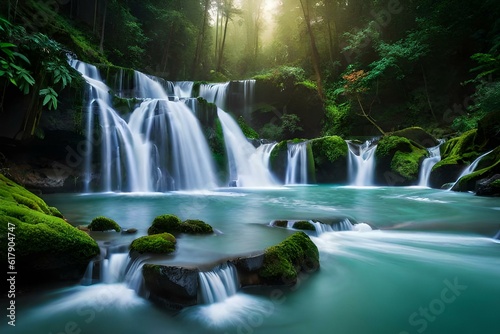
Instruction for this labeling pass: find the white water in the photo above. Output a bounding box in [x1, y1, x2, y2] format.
[285, 142, 309, 185]
[174, 81, 194, 99]
[71, 60, 217, 192]
[198, 262, 239, 304]
[347, 140, 377, 186]
[256, 142, 277, 170]
[449, 149, 494, 189]
[217, 109, 278, 187]
[417, 140, 444, 187]
[199, 82, 229, 109]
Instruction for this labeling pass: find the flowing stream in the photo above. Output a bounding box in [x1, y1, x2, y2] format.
[5, 186, 499, 334]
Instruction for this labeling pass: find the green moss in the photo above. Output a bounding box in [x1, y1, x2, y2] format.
[130, 233, 176, 254]
[376, 136, 427, 181]
[49, 206, 64, 219]
[237, 116, 259, 139]
[181, 219, 213, 234]
[259, 231, 319, 284]
[292, 221, 316, 231]
[310, 136, 348, 164]
[453, 147, 500, 191]
[0, 174, 99, 270]
[148, 214, 182, 235]
[433, 129, 479, 170]
[88, 216, 121, 232]
[273, 220, 289, 228]
[390, 127, 438, 148]
[491, 179, 500, 187]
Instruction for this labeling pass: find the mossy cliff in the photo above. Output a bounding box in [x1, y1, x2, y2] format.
[0, 174, 99, 285]
[374, 136, 427, 186]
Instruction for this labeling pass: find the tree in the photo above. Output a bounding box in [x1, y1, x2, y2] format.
[298, 0, 323, 99]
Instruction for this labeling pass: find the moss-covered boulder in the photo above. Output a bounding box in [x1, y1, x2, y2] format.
[148, 214, 182, 235]
[258, 231, 319, 285]
[88, 216, 121, 232]
[390, 127, 438, 148]
[292, 220, 316, 231]
[310, 136, 348, 183]
[374, 136, 427, 185]
[451, 146, 500, 194]
[429, 129, 480, 188]
[130, 233, 176, 254]
[0, 174, 99, 285]
[148, 214, 214, 235]
[181, 219, 213, 234]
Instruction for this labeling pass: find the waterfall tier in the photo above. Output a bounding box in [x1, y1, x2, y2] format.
[285, 142, 309, 185]
[198, 263, 240, 304]
[347, 140, 378, 186]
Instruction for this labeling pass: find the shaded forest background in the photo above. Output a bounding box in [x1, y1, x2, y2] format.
[1, 0, 500, 141]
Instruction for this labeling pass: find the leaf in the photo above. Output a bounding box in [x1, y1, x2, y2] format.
[43, 94, 51, 106]
[12, 52, 30, 64]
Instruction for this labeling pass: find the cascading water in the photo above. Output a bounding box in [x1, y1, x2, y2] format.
[449, 149, 494, 190]
[417, 140, 444, 187]
[217, 109, 278, 187]
[199, 82, 229, 109]
[347, 140, 378, 186]
[71, 60, 218, 192]
[256, 142, 277, 170]
[285, 142, 309, 185]
[198, 263, 239, 304]
[174, 81, 194, 99]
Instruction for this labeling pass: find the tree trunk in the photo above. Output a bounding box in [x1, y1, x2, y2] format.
[191, 0, 210, 78]
[99, 0, 107, 53]
[299, 0, 324, 100]
[217, 12, 230, 72]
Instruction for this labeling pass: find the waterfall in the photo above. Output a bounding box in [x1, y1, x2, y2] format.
[217, 109, 278, 187]
[256, 142, 277, 170]
[417, 140, 444, 187]
[198, 263, 239, 304]
[331, 218, 355, 231]
[449, 150, 494, 189]
[347, 140, 378, 186]
[285, 142, 309, 185]
[174, 81, 194, 99]
[71, 60, 217, 192]
[311, 221, 334, 235]
[199, 82, 229, 109]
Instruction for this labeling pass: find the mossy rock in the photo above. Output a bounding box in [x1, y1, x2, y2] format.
[88, 216, 121, 232]
[148, 214, 182, 235]
[272, 220, 289, 228]
[130, 233, 176, 254]
[181, 219, 213, 234]
[375, 136, 427, 185]
[292, 220, 316, 231]
[390, 127, 438, 148]
[310, 136, 348, 183]
[451, 146, 500, 193]
[429, 130, 481, 188]
[0, 174, 99, 285]
[259, 231, 319, 285]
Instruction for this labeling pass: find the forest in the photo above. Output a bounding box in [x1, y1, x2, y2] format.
[1, 0, 499, 142]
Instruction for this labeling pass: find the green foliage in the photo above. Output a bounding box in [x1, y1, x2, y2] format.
[129, 233, 176, 254]
[88, 216, 121, 232]
[237, 116, 259, 139]
[323, 102, 351, 136]
[148, 214, 182, 235]
[260, 123, 283, 142]
[254, 66, 306, 92]
[292, 221, 315, 231]
[281, 114, 303, 138]
[259, 232, 319, 284]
